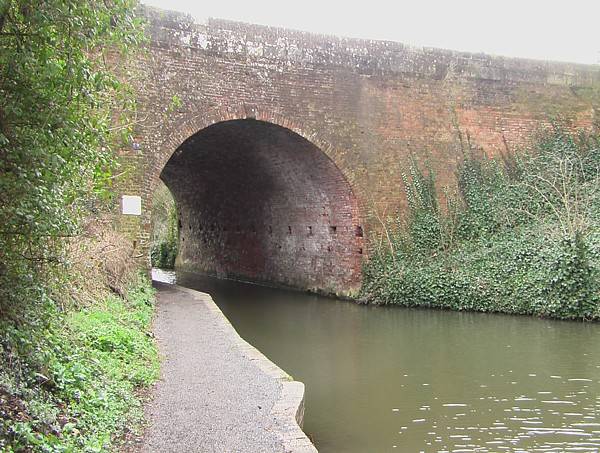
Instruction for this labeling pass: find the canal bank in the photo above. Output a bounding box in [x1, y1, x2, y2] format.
[141, 282, 316, 452]
[172, 270, 600, 453]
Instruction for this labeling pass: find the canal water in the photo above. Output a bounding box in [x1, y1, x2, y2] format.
[153, 270, 600, 452]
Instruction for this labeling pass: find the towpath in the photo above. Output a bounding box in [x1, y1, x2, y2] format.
[140, 282, 316, 452]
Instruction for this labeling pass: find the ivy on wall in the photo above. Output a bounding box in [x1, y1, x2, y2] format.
[362, 128, 600, 320]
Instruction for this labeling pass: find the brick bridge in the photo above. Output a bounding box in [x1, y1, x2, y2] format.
[118, 6, 600, 296]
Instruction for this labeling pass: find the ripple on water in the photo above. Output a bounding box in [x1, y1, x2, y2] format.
[173, 272, 600, 453]
[395, 373, 600, 452]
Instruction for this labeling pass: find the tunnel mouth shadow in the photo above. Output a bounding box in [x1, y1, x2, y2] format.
[160, 119, 363, 297]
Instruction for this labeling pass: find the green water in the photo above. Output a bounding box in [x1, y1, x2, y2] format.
[156, 270, 600, 452]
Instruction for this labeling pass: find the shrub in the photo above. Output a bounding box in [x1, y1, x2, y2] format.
[0, 0, 143, 318]
[0, 2, 154, 451]
[150, 240, 177, 269]
[150, 182, 178, 269]
[362, 127, 600, 320]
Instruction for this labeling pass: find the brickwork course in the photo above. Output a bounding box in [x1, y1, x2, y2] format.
[118, 5, 600, 295]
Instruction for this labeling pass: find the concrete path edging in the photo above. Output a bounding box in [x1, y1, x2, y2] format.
[153, 283, 317, 452]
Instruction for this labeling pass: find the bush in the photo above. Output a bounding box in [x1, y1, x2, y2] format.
[0, 2, 154, 451]
[150, 240, 177, 269]
[150, 182, 178, 269]
[362, 128, 600, 320]
[0, 0, 143, 318]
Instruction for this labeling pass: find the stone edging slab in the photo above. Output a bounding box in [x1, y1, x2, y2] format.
[175, 285, 318, 452]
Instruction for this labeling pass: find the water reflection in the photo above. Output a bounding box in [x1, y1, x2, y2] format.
[151, 268, 176, 284]
[154, 270, 600, 452]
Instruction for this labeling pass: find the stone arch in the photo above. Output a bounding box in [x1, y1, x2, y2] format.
[145, 106, 366, 296]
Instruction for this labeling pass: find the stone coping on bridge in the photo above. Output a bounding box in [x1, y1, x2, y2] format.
[146, 282, 317, 452]
[141, 5, 600, 87]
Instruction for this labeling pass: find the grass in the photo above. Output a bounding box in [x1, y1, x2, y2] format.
[0, 276, 159, 452]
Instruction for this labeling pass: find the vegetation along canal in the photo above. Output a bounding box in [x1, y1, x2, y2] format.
[155, 270, 600, 452]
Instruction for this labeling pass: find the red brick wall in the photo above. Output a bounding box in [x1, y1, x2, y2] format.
[161, 120, 363, 296]
[118, 6, 600, 295]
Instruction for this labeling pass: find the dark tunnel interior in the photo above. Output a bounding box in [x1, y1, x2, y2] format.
[160, 119, 363, 295]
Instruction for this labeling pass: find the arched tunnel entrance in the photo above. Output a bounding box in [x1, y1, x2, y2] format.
[160, 119, 364, 296]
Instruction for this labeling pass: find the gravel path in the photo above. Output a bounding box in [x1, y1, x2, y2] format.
[141, 282, 289, 452]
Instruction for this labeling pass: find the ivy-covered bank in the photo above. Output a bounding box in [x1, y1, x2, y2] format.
[361, 129, 600, 320]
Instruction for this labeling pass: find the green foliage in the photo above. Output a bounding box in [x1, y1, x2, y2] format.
[0, 276, 159, 452]
[455, 148, 506, 239]
[362, 128, 600, 320]
[0, 0, 143, 317]
[400, 156, 442, 254]
[150, 241, 177, 270]
[0, 2, 152, 451]
[150, 182, 178, 269]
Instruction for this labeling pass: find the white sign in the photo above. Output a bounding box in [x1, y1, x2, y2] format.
[122, 195, 142, 215]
